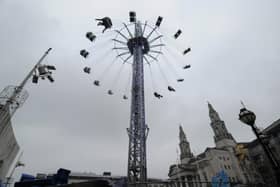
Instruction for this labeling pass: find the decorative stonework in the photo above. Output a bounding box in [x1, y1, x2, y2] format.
[179, 125, 193, 162]
[168, 103, 265, 186]
[208, 102, 235, 147]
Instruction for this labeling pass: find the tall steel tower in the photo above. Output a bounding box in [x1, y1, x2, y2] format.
[80, 11, 191, 187]
[127, 21, 149, 186]
[106, 13, 164, 186]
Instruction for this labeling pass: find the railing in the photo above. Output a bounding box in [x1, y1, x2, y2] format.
[0, 177, 14, 187]
[127, 180, 266, 187]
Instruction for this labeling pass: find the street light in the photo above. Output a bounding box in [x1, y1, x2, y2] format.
[238, 104, 280, 185]
[239, 107, 256, 126]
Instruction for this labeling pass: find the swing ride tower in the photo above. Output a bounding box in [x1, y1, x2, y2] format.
[80, 11, 192, 187]
[126, 21, 148, 187]
[110, 13, 165, 186]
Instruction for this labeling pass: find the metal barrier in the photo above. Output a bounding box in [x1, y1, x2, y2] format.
[128, 180, 266, 187]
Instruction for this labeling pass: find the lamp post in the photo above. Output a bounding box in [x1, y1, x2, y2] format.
[238, 106, 280, 185]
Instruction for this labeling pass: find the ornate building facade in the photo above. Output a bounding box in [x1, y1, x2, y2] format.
[168, 103, 263, 186]
[242, 119, 280, 186]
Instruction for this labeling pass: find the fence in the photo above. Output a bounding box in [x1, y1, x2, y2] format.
[129, 180, 266, 187]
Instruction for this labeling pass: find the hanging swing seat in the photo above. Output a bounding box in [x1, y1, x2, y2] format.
[168, 86, 176, 92]
[96, 17, 113, 33]
[123, 95, 128, 100]
[183, 64, 191, 69]
[183, 48, 191, 55]
[108, 90, 113, 95]
[94, 80, 100, 86]
[83, 67, 91, 74]
[154, 92, 163, 99]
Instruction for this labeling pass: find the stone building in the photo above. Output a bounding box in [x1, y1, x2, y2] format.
[241, 119, 280, 187]
[168, 103, 263, 186]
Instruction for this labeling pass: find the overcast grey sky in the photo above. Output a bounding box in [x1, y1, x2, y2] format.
[0, 0, 280, 179]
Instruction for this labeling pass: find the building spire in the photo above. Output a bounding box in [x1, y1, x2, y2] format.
[207, 102, 236, 148]
[179, 125, 188, 143]
[208, 102, 221, 122]
[179, 125, 193, 163]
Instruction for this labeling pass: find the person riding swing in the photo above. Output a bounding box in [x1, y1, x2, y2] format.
[95, 17, 113, 33]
